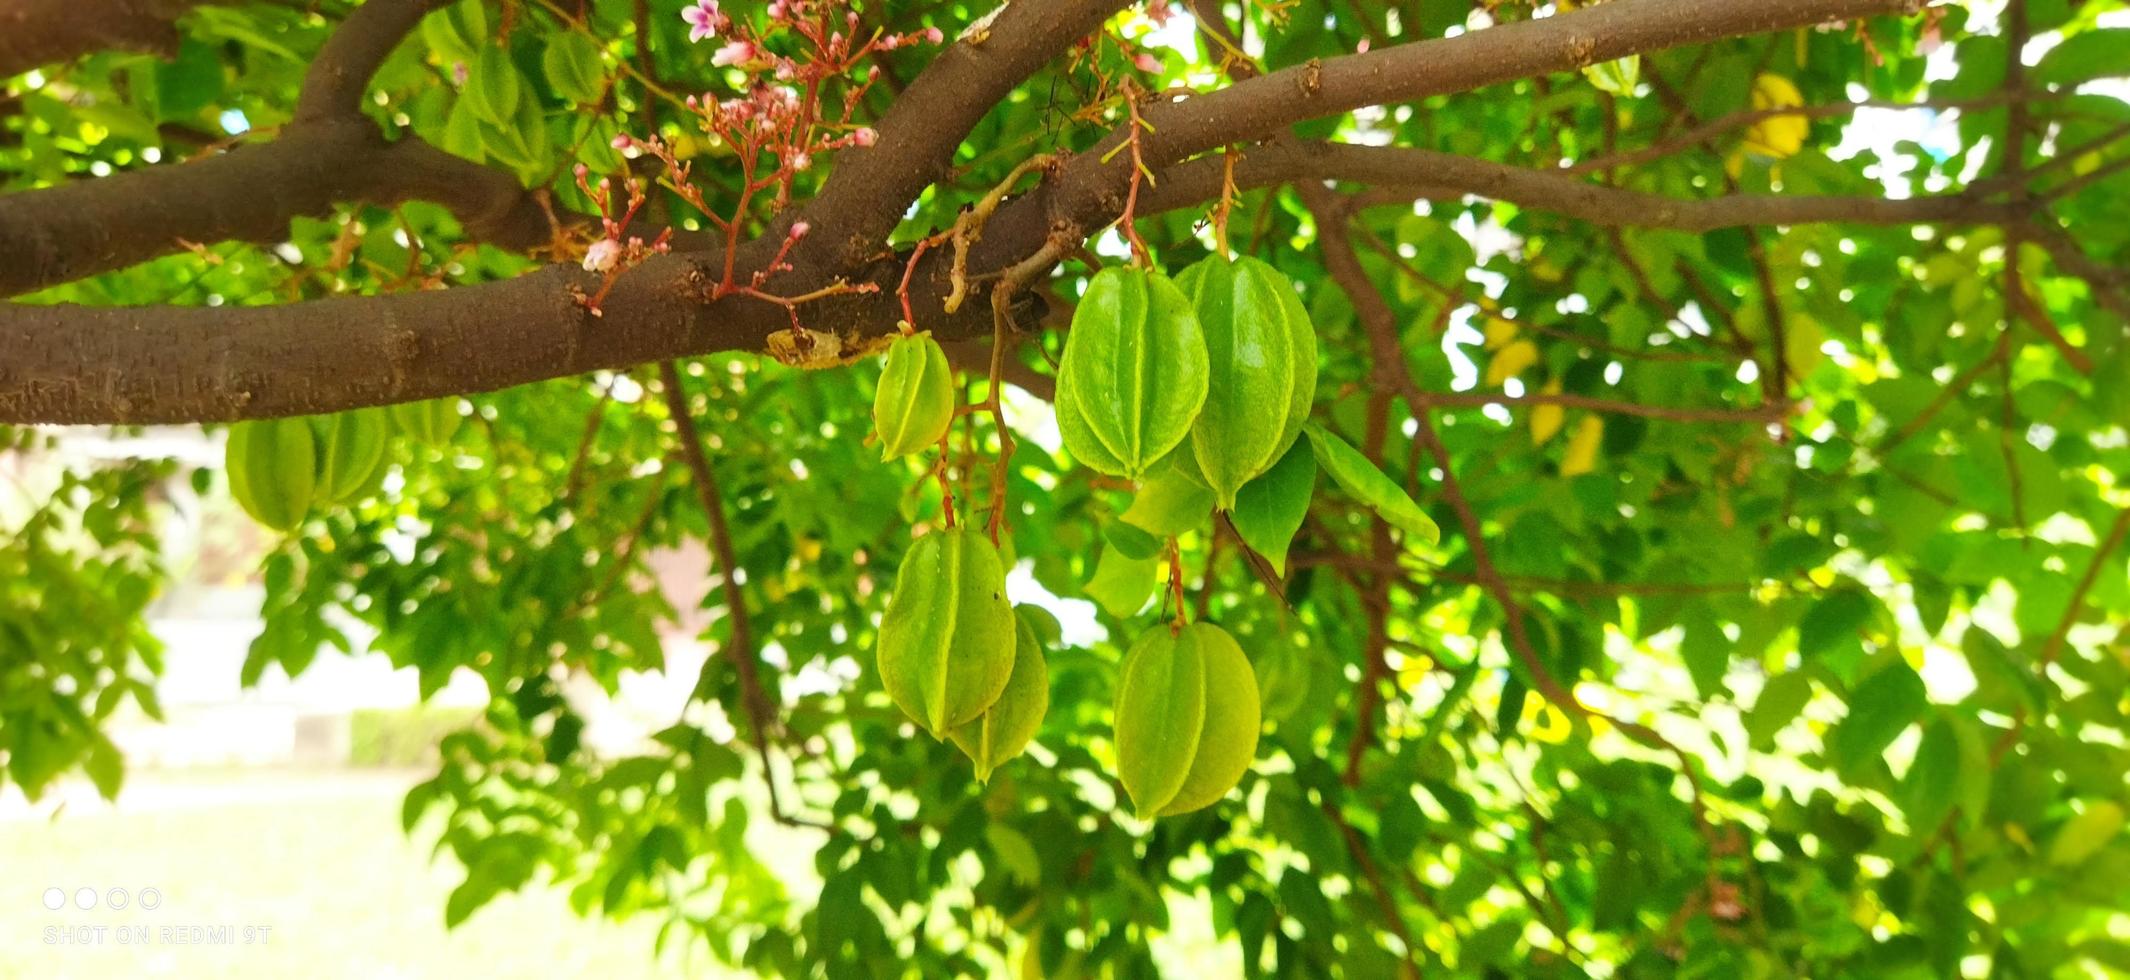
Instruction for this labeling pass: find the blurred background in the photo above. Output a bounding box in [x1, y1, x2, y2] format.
[3, 426, 731, 978]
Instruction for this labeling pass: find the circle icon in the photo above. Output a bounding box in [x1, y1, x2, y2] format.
[42, 888, 64, 911]
[138, 888, 163, 911]
[105, 888, 129, 910]
[73, 887, 97, 910]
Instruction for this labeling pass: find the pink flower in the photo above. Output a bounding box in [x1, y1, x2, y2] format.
[610, 134, 634, 150]
[713, 39, 758, 67]
[852, 127, 877, 147]
[786, 150, 812, 171]
[767, 0, 788, 19]
[1133, 51, 1161, 73]
[682, 0, 727, 43]
[1145, 0, 1174, 26]
[582, 239, 621, 273]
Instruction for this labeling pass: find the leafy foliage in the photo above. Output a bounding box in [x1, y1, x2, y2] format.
[5, 0, 2130, 976]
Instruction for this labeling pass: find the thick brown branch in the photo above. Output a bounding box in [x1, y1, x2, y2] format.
[0, 0, 568, 298]
[0, 0, 203, 78]
[788, 0, 1128, 268]
[0, 125, 565, 297]
[294, 0, 448, 122]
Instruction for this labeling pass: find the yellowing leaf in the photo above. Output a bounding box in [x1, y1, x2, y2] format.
[1485, 340, 1539, 387]
[1560, 416, 1604, 476]
[1743, 74, 1807, 159]
[1482, 316, 1520, 351]
[2049, 801, 2126, 867]
[1530, 379, 1565, 445]
[1522, 698, 1573, 744]
[1784, 313, 1826, 383]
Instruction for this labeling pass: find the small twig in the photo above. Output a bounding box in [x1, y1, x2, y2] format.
[657, 361, 825, 832]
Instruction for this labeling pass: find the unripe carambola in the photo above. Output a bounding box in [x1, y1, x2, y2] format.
[1174, 255, 1318, 510]
[1054, 267, 1209, 480]
[226, 417, 317, 532]
[877, 529, 1017, 738]
[391, 398, 463, 445]
[950, 608, 1050, 782]
[1113, 622, 1261, 819]
[872, 331, 956, 460]
[312, 408, 390, 505]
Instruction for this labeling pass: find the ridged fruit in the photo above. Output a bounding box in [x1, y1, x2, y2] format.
[226, 418, 317, 532]
[872, 332, 956, 460]
[1054, 267, 1208, 480]
[1113, 622, 1261, 818]
[312, 409, 390, 504]
[951, 608, 1050, 782]
[877, 529, 1017, 738]
[1174, 255, 1318, 509]
[390, 398, 463, 445]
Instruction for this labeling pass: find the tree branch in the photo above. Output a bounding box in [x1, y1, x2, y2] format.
[786, 0, 1128, 268]
[294, 0, 445, 121]
[0, 124, 570, 297]
[0, 0, 582, 298]
[1009, 0, 1918, 252]
[1141, 141, 2015, 232]
[0, 0, 204, 78]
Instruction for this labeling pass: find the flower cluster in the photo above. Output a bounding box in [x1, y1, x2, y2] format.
[576, 1, 940, 316]
[572, 165, 673, 313]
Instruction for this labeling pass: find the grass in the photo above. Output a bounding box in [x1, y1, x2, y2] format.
[0, 768, 725, 979]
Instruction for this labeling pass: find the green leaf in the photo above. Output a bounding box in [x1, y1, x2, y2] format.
[1102, 519, 1164, 561]
[1228, 439, 1317, 577]
[84, 737, 123, 800]
[1120, 465, 1215, 537]
[466, 47, 522, 127]
[2050, 802, 2127, 866]
[982, 825, 1041, 885]
[542, 32, 607, 105]
[2034, 29, 2130, 88]
[1828, 662, 1927, 775]
[1084, 546, 1159, 618]
[1747, 670, 1813, 748]
[1901, 716, 1961, 832]
[1302, 423, 1440, 545]
[1798, 587, 1873, 659]
[1679, 606, 1730, 700]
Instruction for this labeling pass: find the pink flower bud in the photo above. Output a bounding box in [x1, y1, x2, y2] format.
[790, 221, 811, 238]
[1134, 51, 1161, 73]
[582, 239, 621, 273]
[853, 127, 878, 147]
[924, 27, 944, 43]
[712, 39, 756, 68]
[573, 163, 590, 178]
[610, 134, 634, 150]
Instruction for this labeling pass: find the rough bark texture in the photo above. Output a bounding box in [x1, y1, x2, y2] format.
[0, 0, 203, 78]
[0, 0, 1972, 426]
